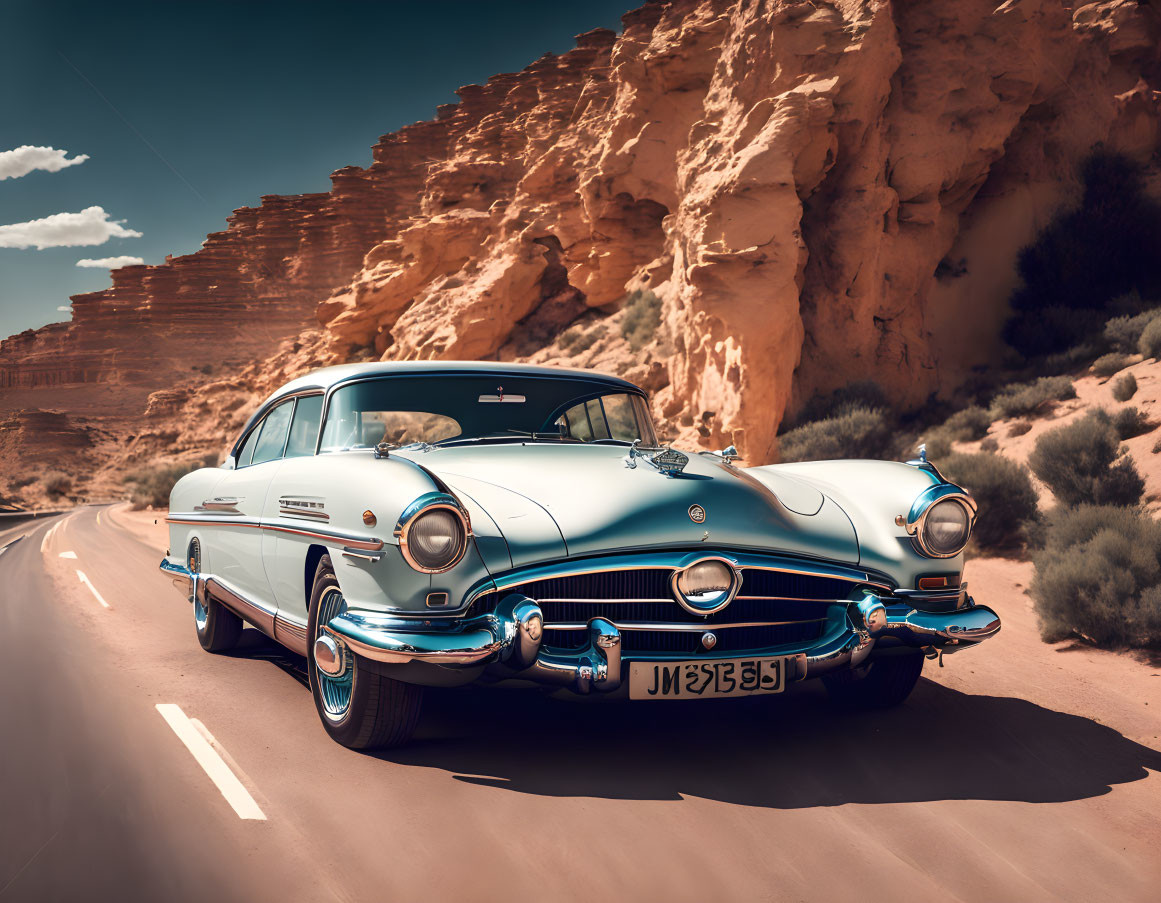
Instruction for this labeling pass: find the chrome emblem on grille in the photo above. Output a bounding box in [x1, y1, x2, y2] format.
[688, 504, 706, 523]
[701, 631, 717, 650]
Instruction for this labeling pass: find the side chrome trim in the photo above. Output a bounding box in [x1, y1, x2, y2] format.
[274, 614, 309, 656]
[205, 576, 276, 635]
[166, 514, 384, 552]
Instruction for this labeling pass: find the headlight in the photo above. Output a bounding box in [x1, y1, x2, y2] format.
[395, 495, 471, 573]
[672, 557, 739, 615]
[902, 487, 976, 558]
[922, 499, 971, 556]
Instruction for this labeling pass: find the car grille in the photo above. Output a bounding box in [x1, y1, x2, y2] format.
[474, 565, 855, 655]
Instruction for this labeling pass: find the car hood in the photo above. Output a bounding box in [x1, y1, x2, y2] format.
[397, 444, 859, 570]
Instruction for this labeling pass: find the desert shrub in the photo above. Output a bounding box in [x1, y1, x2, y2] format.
[1008, 420, 1033, 437]
[921, 429, 953, 461]
[1111, 372, 1138, 401]
[794, 381, 890, 426]
[1004, 153, 1161, 357]
[1028, 410, 1144, 506]
[620, 290, 661, 352]
[123, 457, 214, 509]
[980, 437, 999, 452]
[1105, 306, 1161, 353]
[939, 452, 1040, 551]
[9, 475, 36, 490]
[558, 324, 599, 354]
[42, 472, 72, 500]
[1112, 405, 1152, 440]
[1031, 505, 1161, 647]
[1093, 352, 1131, 377]
[1139, 318, 1161, 359]
[940, 405, 992, 442]
[989, 376, 1076, 420]
[778, 407, 894, 462]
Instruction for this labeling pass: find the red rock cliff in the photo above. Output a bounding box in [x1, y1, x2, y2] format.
[1, 0, 1158, 494]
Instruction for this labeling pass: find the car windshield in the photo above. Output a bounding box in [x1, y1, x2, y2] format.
[319, 374, 657, 451]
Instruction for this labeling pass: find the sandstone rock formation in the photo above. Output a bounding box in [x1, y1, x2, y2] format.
[1, 0, 1158, 500]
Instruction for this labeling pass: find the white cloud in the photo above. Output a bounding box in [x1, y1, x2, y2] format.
[76, 255, 145, 268]
[57, 305, 71, 312]
[0, 206, 142, 250]
[0, 145, 90, 180]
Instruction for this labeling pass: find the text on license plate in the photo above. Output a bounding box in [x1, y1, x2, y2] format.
[628, 657, 786, 700]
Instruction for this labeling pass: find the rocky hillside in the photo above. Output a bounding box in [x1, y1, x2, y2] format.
[1, 0, 1159, 500]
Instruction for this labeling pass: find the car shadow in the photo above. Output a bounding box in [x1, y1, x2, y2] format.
[226, 630, 1161, 809]
[376, 678, 1161, 809]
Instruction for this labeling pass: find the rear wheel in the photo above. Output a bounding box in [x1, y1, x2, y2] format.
[307, 554, 422, 749]
[823, 653, 925, 709]
[191, 539, 242, 653]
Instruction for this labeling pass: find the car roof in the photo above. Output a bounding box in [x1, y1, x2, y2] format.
[261, 361, 643, 407]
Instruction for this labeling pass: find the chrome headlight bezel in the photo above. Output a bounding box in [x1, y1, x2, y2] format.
[900, 485, 977, 559]
[394, 492, 472, 574]
[670, 556, 742, 615]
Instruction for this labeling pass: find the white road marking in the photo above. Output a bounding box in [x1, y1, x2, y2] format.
[155, 704, 267, 821]
[96, 509, 102, 526]
[59, 550, 77, 559]
[76, 570, 110, 608]
[39, 523, 54, 555]
[0, 536, 22, 557]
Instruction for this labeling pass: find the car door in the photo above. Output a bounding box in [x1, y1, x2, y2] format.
[207, 398, 294, 610]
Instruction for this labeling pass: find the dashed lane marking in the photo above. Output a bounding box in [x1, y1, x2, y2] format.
[76, 570, 110, 608]
[96, 509, 102, 526]
[59, 551, 77, 559]
[155, 704, 267, 821]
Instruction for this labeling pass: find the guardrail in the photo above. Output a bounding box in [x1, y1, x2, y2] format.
[0, 499, 128, 525]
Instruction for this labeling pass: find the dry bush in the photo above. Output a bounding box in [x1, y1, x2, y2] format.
[123, 456, 216, 509]
[1093, 352, 1131, 377]
[1112, 372, 1138, 401]
[1028, 410, 1143, 506]
[42, 472, 72, 500]
[620, 290, 662, 352]
[1112, 406, 1152, 440]
[1105, 306, 1161, 353]
[1008, 420, 1033, 437]
[989, 376, 1076, 420]
[939, 452, 1040, 551]
[1139, 318, 1161, 359]
[778, 407, 894, 463]
[1031, 505, 1161, 647]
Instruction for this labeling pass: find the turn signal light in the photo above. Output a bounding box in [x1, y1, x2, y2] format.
[918, 575, 962, 591]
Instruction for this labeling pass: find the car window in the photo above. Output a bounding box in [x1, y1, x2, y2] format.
[236, 426, 259, 467]
[557, 393, 656, 445]
[251, 400, 294, 465]
[285, 395, 323, 458]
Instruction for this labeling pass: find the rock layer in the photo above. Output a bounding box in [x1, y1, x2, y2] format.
[1, 0, 1158, 499]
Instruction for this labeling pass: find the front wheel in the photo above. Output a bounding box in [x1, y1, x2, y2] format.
[822, 653, 925, 709]
[307, 554, 422, 749]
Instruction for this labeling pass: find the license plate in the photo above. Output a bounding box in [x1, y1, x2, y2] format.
[628, 657, 786, 700]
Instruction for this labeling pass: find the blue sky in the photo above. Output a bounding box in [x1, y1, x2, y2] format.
[0, 0, 631, 341]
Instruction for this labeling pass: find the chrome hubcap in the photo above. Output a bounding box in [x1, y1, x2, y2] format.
[189, 539, 208, 633]
[315, 587, 353, 721]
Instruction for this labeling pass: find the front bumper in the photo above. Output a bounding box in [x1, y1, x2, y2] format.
[325, 594, 1001, 695]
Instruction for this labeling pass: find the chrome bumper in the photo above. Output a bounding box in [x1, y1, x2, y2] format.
[325, 594, 1002, 694]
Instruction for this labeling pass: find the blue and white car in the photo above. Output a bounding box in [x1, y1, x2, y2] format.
[161, 362, 1000, 748]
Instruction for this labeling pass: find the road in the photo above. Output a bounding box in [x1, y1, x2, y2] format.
[1, 506, 1159, 902]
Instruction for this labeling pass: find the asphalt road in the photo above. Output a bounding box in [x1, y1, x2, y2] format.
[2, 507, 1159, 902]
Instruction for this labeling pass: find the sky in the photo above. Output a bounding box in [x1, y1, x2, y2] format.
[0, 0, 633, 341]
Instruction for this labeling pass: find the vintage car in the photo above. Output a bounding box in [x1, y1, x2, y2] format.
[160, 362, 1000, 748]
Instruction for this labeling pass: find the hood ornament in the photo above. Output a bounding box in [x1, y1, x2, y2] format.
[650, 447, 689, 476]
[624, 440, 689, 476]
